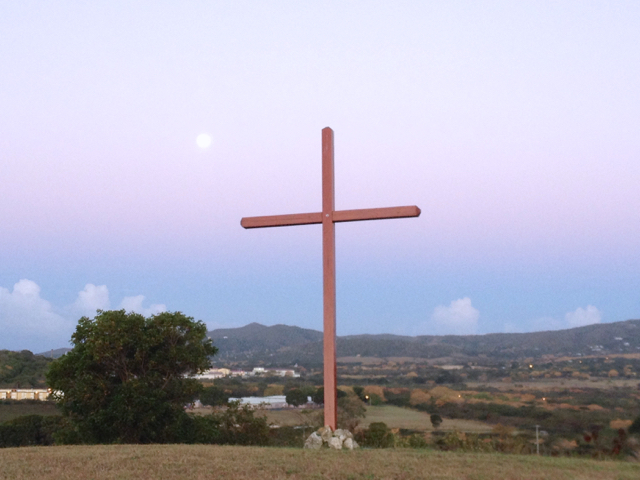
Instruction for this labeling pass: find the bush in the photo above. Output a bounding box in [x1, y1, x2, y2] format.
[175, 401, 270, 445]
[337, 396, 366, 431]
[430, 414, 443, 429]
[357, 422, 395, 448]
[406, 433, 430, 448]
[629, 416, 640, 436]
[213, 401, 270, 445]
[0, 415, 64, 448]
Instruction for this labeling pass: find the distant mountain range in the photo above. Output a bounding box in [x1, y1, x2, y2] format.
[208, 319, 640, 366]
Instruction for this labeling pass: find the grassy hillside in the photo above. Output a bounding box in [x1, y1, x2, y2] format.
[209, 322, 323, 362]
[0, 350, 52, 388]
[208, 319, 640, 366]
[1, 444, 638, 479]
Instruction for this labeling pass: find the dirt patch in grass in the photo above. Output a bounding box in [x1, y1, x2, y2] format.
[1, 444, 639, 480]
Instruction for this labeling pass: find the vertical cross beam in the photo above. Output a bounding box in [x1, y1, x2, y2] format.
[322, 127, 337, 429]
[240, 127, 421, 433]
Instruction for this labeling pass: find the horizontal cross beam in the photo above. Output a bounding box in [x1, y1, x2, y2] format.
[241, 205, 421, 229]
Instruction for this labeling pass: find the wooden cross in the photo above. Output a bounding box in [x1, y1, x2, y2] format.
[241, 127, 420, 429]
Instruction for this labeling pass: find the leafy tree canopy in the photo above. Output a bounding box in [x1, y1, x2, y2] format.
[312, 386, 347, 405]
[430, 413, 443, 429]
[285, 388, 308, 407]
[200, 385, 229, 407]
[46, 310, 217, 444]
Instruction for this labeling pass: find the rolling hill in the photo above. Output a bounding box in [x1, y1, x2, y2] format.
[208, 319, 640, 366]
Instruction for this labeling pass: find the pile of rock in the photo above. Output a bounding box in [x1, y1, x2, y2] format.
[304, 426, 359, 450]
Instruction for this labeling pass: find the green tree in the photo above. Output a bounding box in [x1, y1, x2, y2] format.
[337, 395, 366, 431]
[285, 388, 308, 407]
[312, 387, 324, 404]
[352, 385, 365, 401]
[430, 413, 443, 429]
[200, 385, 229, 407]
[312, 386, 347, 405]
[46, 310, 216, 444]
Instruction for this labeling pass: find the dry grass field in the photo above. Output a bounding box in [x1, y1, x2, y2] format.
[1, 444, 639, 480]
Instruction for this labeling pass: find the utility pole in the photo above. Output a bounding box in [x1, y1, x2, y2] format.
[535, 425, 540, 455]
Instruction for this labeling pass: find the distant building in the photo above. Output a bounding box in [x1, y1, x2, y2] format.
[196, 367, 300, 379]
[229, 395, 289, 409]
[0, 388, 51, 401]
[247, 367, 300, 378]
[196, 368, 231, 380]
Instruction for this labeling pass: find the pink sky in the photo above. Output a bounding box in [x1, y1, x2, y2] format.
[1, 1, 639, 352]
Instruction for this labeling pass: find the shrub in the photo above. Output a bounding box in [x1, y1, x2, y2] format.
[406, 433, 430, 448]
[430, 414, 443, 429]
[338, 396, 366, 431]
[214, 401, 270, 445]
[357, 422, 395, 448]
[629, 416, 640, 436]
[0, 415, 64, 448]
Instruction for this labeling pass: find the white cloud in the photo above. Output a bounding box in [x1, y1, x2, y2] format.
[73, 284, 110, 317]
[565, 305, 602, 327]
[0, 279, 168, 352]
[0, 279, 73, 351]
[119, 295, 166, 317]
[429, 297, 480, 335]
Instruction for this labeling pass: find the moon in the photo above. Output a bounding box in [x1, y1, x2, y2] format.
[196, 133, 212, 149]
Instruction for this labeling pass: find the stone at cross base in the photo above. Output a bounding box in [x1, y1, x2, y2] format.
[242, 128, 420, 429]
[303, 426, 359, 450]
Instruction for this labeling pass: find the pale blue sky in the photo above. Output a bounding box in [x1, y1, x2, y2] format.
[1, 1, 639, 352]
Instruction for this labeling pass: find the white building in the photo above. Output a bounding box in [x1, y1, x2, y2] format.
[228, 395, 289, 409]
[0, 388, 51, 401]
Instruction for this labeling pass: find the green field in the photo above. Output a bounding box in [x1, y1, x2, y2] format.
[256, 405, 493, 433]
[358, 405, 493, 433]
[1, 444, 638, 479]
[0, 401, 60, 423]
